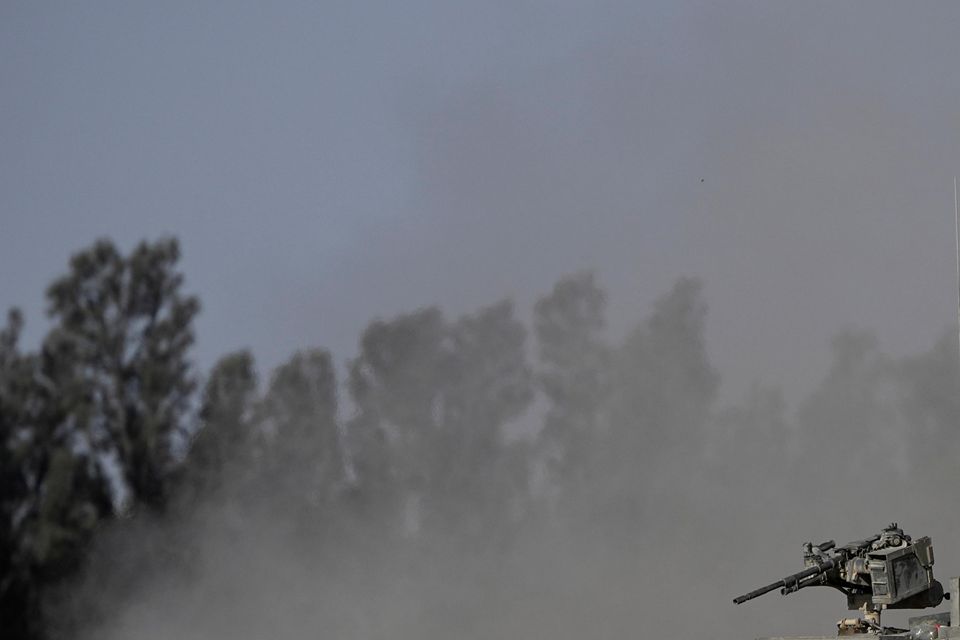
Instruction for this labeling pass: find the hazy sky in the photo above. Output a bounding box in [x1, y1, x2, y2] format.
[3, 1, 960, 404]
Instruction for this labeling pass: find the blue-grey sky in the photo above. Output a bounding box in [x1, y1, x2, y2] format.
[3, 1, 960, 404]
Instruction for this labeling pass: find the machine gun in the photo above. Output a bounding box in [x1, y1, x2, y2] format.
[733, 524, 946, 632]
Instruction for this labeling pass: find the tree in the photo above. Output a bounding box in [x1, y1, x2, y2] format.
[610, 277, 718, 456]
[346, 308, 447, 534]
[43, 238, 200, 511]
[596, 278, 719, 528]
[0, 309, 112, 640]
[260, 349, 343, 518]
[0, 308, 36, 637]
[534, 272, 609, 497]
[182, 350, 259, 500]
[347, 302, 534, 543]
[349, 308, 447, 438]
[428, 300, 533, 541]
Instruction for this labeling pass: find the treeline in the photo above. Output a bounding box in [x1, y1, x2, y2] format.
[2, 238, 959, 640]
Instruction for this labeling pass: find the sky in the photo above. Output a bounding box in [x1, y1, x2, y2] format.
[3, 1, 960, 406]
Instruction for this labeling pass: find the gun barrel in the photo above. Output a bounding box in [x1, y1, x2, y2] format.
[733, 558, 838, 604]
[733, 580, 787, 605]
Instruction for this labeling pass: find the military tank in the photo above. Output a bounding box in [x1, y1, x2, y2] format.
[733, 523, 959, 639]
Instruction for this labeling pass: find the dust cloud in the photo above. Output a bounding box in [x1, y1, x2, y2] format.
[57, 274, 960, 640]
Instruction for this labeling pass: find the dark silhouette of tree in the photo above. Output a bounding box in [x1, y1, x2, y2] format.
[0, 309, 112, 639]
[0, 308, 37, 638]
[347, 308, 447, 535]
[350, 308, 447, 436]
[43, 238, 200, 512]
[261, 349, 343, 520]
[182, 350, 259, 501]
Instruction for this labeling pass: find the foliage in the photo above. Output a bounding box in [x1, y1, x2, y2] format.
[182, 350, 259, 500]
[1, 238, 199, 638]
[260, 349, 343, 519]
[347, 301, 533, 542]
[0, 309, 112, 638]
[44, 238, 200, 511]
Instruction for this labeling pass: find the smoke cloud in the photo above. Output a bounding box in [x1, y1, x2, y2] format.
[52, 273, 960, 640]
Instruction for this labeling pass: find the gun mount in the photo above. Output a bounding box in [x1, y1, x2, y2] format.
[733, 524, 955, 638]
